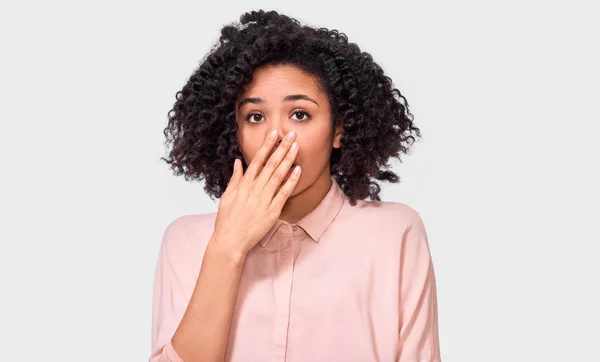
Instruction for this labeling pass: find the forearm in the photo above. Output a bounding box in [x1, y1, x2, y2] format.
[171, 234, 246, 362]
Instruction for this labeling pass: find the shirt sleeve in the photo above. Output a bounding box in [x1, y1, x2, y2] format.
[149, 220, 189, 362]
[396, 211, 442, 362]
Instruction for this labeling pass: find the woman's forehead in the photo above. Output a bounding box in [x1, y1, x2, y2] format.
[238, 66, 325, 104]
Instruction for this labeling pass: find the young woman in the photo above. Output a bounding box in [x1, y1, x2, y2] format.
[151, 10, 441, 362]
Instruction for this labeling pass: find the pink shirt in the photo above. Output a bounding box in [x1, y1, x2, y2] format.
[150, 176, 441, 361]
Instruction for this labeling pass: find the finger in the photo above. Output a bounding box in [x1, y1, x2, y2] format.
[271, 164, 301, 208]
[243, 129, 280, 182]
[255, 130, 297, 189]
[262, 140, 298, 197]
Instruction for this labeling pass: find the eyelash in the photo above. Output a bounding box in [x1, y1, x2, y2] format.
[244, 110, 311, 124]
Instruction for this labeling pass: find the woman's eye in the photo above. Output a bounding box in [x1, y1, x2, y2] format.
[292, 111, 310, 121]
[245, 113, 264, 123]
[245, 111, 310, 123]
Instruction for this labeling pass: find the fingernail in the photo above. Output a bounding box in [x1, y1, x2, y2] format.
[287, 130, 296, 140]
[269, 130, 278, 140]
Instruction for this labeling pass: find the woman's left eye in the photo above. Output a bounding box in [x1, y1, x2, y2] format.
[292, 111, 310, 121]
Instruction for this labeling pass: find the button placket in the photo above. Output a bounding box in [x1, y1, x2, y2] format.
[270, 224, 297, 361]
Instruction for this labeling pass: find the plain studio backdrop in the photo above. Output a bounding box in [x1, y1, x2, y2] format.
[0, 0, 598, 361]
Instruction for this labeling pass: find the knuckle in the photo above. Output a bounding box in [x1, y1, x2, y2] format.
[280, 182, 290, 193]
[276, 187, 288, 198]
[263, 141, 276, 153]
[265, 158, 278, 169]
[272, 168, 286, 181]
[260, 146, 271, 157]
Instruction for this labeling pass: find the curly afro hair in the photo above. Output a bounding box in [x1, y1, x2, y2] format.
[161, 10, 421, 206]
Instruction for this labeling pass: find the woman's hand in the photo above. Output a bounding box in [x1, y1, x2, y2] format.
[212, 129, 301, 256]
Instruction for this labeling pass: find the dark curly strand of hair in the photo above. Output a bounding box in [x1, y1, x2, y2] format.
[161, 10, 421, 206]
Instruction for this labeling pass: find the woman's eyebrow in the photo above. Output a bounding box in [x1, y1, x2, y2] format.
[238, 94, 319, 109]
[284, 94, 319, 106]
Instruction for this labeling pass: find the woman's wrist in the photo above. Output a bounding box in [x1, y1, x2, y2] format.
[206, 232, 247, 266]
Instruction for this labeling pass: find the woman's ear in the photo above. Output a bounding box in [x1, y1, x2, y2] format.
[333, 125, 344, 149]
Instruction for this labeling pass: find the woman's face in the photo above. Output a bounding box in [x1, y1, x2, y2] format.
[235, 64, 342, 196]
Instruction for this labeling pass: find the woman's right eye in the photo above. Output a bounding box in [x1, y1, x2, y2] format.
[245, 113, 263, 123]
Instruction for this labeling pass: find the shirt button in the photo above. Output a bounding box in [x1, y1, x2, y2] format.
[292, 225, 297, 231]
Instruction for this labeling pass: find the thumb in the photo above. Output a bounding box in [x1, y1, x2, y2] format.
[228, 158, 243, 187]
[223, 159, 241, 196]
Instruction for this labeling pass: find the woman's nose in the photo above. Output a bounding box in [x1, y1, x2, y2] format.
[274, 129, 289, 144]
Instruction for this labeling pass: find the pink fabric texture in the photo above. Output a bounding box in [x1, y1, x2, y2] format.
[150, 176, 441, 361]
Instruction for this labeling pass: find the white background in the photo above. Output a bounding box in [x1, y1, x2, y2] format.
[1, 0, 598, 361]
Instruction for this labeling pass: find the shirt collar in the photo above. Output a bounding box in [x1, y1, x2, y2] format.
[258, 175, 346, 247]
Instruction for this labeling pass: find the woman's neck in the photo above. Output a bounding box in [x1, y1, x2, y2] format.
[279, 170, 332, 224]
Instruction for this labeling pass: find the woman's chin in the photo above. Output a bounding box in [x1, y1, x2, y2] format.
[287, 177, 302, 197]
